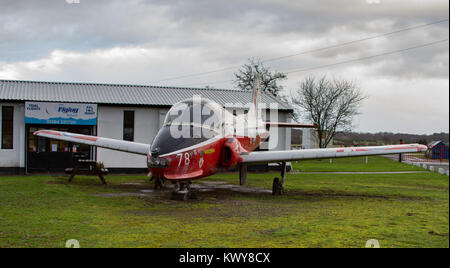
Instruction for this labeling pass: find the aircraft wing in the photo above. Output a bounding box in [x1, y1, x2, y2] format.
[265, 122, 316, 128]
[34, 130, 150, 155]
[240, 144, 427, 164]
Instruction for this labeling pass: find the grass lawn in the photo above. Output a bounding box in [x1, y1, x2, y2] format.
[0, 156, 448, 248]
[290, 155, 425, 172]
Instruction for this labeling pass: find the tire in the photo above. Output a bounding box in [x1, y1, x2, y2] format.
[171, 191, 188, 201]
[272, 177, 282, 195]
[188, 190, 197, 200]
[154, 178, 165, 190]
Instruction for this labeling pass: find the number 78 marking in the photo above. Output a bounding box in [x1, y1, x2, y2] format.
[176, 152, 191, 167]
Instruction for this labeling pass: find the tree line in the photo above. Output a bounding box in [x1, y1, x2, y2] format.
[292, 129, 449, 146]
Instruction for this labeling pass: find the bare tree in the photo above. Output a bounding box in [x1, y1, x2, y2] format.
[292, 76, 366, 148]
[234, 58, 286, 96]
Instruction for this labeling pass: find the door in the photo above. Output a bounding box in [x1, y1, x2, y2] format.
[27, 125, 93, 172]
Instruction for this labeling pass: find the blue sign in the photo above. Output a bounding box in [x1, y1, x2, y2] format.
[25, 102, 98, 125]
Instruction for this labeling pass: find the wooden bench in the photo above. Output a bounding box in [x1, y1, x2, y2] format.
[65, 159, 109, 185]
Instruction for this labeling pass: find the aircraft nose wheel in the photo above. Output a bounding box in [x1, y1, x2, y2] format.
[272, 177, 284, 195]
[171, 182, 197, 201]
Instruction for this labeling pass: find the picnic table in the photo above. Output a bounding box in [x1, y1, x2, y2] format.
[65, 159, 109, 185]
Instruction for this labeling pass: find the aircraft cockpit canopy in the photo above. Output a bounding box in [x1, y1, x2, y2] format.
[163, 98, 224, 130]
[151, 98, 224, 156]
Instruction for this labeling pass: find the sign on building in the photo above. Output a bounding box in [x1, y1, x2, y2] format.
[25, 102, 97, 125]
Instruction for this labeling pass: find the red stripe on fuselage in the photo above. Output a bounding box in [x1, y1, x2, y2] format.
[336, 148, 368, 153]
[384, 146, 415, 150]
[35, 130, 62, 136]
[74, 136, 99, 142]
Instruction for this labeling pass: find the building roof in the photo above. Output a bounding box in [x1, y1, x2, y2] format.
[0, 80, 293, 111]
[427, 140, 444, 149]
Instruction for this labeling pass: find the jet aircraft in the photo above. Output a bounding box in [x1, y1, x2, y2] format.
[35, 84, 427, 199]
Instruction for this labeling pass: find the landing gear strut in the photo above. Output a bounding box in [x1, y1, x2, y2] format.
[150, 176, 166, 190]
[239, 164, 247, 186]
[154, 178, 165, 190]
[171, 181, 197, 201]
[272, 162, 287, 195]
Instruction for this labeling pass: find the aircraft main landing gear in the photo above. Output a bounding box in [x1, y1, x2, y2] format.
[171, 181, 197, 201]
[272, 177, 283, 195]
[272, 162, 287, 195]
[150, 176, 166, 190]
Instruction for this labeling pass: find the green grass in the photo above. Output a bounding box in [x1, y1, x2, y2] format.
[0, 156, 448, 248]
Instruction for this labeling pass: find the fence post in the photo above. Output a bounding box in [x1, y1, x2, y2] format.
[399, 139, 403, 162]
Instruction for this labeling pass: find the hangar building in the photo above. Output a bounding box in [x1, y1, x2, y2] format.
[0, 80, 294, 174]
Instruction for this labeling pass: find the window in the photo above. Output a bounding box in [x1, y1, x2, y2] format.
[123, 110, 135, 141]
[1, 106, 14, 149]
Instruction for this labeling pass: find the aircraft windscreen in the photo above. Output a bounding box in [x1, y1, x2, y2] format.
[151, 125, 219, 155]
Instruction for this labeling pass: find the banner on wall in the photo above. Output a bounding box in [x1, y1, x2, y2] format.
[25, 102, 97, 125]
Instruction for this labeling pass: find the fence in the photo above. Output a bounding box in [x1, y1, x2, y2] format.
[402, 145, 449, 163]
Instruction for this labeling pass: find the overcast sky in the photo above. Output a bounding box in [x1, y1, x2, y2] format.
[0, 0, 448, 134]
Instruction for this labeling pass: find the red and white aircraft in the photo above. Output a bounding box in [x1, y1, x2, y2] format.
[35, 86, 427, 199]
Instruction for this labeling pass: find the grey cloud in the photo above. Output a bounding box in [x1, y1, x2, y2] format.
[0, 0, 175, 60]
[0, 0, 448, 133]
[1, 0, 448, 62]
